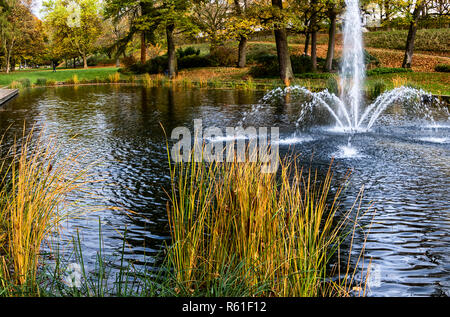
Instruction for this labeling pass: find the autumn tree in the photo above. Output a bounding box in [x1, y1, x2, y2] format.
[43, 0, 103, 69]
[192, 0, 230, 50]
[0, 0, 40, 73]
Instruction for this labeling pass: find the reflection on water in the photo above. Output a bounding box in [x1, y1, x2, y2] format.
[0, 85, 448, 296]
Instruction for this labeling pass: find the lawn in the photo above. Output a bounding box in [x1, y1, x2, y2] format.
[0, 67, 121, 86]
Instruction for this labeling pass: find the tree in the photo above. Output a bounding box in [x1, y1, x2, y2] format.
[402, 1, 424, 68]
[272, 0, 294, 84]
[192, 0, 230, 50]
[324, 0, 342, 72]
[0, 0, 38, 73]
[43, 0, 103, 69]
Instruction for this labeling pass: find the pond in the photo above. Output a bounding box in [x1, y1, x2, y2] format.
[0, 85, 448, 296]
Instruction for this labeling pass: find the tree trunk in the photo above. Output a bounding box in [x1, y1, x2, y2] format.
[272, 0, 294, 85]
[237, 36, 247, 68]
[166, 24, 177, 79]
[325, 9, 337, 72]
[73, 57, 76, 69]
[116, 56, 120, 67]
[83, 53, 88, 69]
[304, 32, 310, 55]
[140, 31, 147, 63]
[402, 5, 422, 68]
[234, 0, 247, 68]
[5, 55, 10, 74]
[311, 30, 317, 71]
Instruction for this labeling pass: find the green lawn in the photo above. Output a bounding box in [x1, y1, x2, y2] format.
[0, 67, 120, 86]
[366, 72, 450, 96]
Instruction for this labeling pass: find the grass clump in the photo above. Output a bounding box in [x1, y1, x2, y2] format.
[0, 129, 93, 295]
[434, 64, 450, 73]
[368, 79, 387, 99]
[166, 145, 367, 297]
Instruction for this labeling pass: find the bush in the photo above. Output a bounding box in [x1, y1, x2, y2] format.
[178, 55, 211, 69]
[297, 72, 333, 79]
[177, 46, 200, 58]
[368, 79, 387, 99]
[209, 46, 237, 67]
[435, 64, 450, 73]
[363, 49, 380, 68]
[326, 76, 339, 95]
[120, 55, 137, 69]
[35, 78, 47, 86]
[18, 78, 31, 88]
[248, 53, 279, 77]
[125, 53, 211, 75]
[250, 54, 340, 78]
[291, 55, 314, 74]
[367, 67, 412, 76]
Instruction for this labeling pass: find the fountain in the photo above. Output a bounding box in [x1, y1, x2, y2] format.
[242, 0, 447, 134]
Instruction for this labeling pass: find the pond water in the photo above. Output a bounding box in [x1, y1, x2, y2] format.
[0, 85, 449, 296]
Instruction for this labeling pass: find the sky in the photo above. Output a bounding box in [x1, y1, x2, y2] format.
[32, 0, 43, 19]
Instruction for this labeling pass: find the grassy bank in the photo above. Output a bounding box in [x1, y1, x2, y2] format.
[1, 61, 448, 96]
[0, 67, 121, 87]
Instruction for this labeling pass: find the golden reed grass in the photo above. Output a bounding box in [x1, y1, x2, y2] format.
[0, 128, 94, 294]
[166, 143, 369, 296]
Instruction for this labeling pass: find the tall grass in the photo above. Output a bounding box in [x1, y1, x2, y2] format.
[166, 144, 367, 297]
[0, 129, 93, 295]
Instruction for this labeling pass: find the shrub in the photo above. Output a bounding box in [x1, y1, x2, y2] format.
[209, 45, 237, 67]
[178, 55, 211, 69]
[326, 76, 339, 95]
[367, 67, 412, 76]
[363, 49, 380, 68]
[177, 46, 200, 58]
[435, 64, 450, 73]
[120, 55, 137, 69]
[297, 72, 333, 79]
[291, 55, 314, 74]
[18, 78, 31, 88]
[35, 78, 47, 86]
[248, 53, 279, 77]
[369, 79, 387, 99]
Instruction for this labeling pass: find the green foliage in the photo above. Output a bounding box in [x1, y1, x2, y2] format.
[18, 78, 31, 88]
[434, 64, 450, 73]
[368, 79, 387, 99]
[363, 49, 380, 68]
[326, 76, 339, 95]
[291, 55, 314, 74]
[43, 0, 103, 66]
[87, 54, 115, 66]
[35, 78, 47, 86]
[208, 46, 237, 67]
[367, 67, 413, 76]
[178, 55, 211, 69]
[176, 46, 200, 58]
[249, 54, 333, 78]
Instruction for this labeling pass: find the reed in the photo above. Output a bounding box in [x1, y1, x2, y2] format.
[142, 73, 153, 88]
[0, 129, 93, 295]
[166, 144, 367, 297]
[392, 76, 407, 88]
[108, 72, 120, 83]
